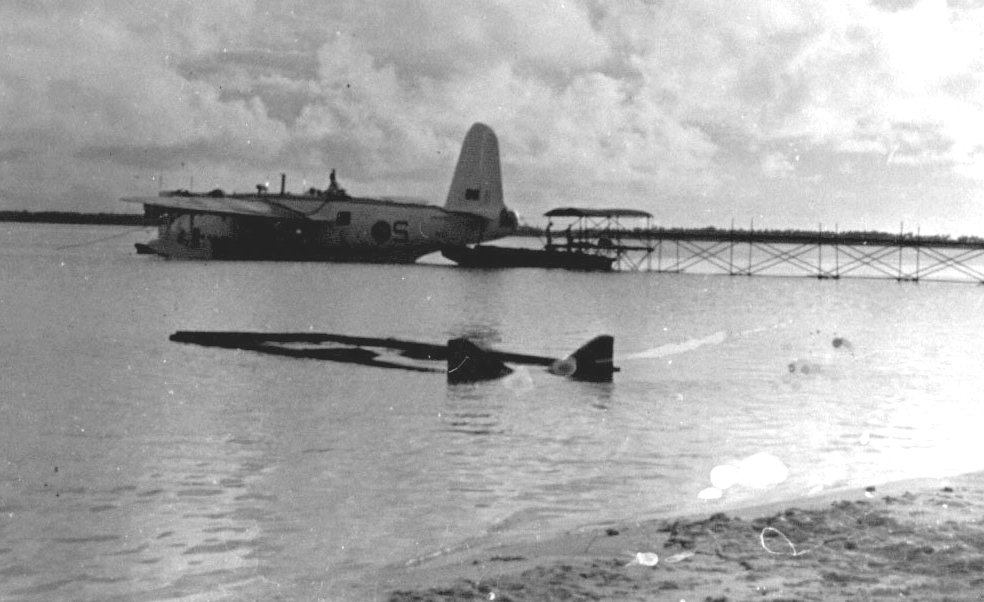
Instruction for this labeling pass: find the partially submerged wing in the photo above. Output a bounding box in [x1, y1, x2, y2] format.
[170, 331, 448, 358]
[170, 331, 617, 382]
[121, 196, 304, 220]
[169, 331, 445, 373]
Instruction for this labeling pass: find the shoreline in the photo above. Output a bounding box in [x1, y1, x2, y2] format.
[5, 212, 981, 249]
[375, 472, 984, 601]
[0, 211, 149, 226]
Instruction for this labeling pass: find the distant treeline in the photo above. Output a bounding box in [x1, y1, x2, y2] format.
[651, 226, 984, 245]
[520, 224, 984, 245]
[0, 211, 150, 226]
[4, 212, 981, 245]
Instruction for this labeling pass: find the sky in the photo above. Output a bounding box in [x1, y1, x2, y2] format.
[1, 0, 982, 233]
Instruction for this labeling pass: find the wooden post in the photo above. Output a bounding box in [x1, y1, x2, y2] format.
[747, 218, 753, 276]
[818, 223, 823, 279]
[729, 219, 735, 275]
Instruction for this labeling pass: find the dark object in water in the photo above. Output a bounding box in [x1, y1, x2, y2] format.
[832, 336, 854, 352]
[447, 335, 617, 383]
[170, 331, 445, 373]
[169, 331, 618, 383]
[447, 338, 514, 383]
[558, 335, 616, 381]
[442, 245, 614, 271]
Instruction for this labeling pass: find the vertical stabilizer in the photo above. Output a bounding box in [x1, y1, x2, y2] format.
[445, 123, 505, 221]
[549, 335, 616, 381]
[447, 338, 514, 383]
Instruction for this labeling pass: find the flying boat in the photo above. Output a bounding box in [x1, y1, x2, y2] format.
[122, 123, 518, 262]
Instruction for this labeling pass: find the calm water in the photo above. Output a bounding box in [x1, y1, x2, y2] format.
[3, 223, 984, 600]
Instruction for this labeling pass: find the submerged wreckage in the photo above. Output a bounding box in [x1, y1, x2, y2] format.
[170, 331, 617, 383]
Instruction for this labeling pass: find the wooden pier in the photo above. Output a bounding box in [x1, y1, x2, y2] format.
[543, 210, 984, 283]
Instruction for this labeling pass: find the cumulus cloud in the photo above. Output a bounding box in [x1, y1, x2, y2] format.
[0, 0, 982, 233]
[761, 153, 797, 179]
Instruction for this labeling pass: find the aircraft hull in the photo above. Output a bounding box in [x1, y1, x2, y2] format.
[136, 240, 430, 262]
[123, 123, 517, 263]
[136, 195, 488, 263]
[441, 245, 614, 271]
[136, 236, 438, 263]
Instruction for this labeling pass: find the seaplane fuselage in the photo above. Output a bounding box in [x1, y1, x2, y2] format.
[138, 192, 509, 262]
[123, 123, 518, 262]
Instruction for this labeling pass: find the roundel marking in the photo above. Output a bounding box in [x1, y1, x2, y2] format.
[370, 220, 392, 244]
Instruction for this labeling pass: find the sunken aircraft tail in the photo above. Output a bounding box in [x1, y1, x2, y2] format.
[445, 335, 617, 383]
[446, 338, 514, 383]
[548, 335, 617, 382]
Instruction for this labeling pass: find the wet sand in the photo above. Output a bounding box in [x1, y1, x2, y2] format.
[380, 472, 984, 601]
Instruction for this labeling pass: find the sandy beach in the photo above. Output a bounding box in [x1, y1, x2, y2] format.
[380, 472, 984, 601]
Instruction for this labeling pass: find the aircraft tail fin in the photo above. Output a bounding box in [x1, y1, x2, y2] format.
[447, 338, 514, 383]
[446, 335, 617, 383]
[549, 335, 617, 381]
[445, 123, 514, 232]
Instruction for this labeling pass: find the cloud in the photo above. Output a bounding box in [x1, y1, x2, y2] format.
[761, 153, 797, 179]
[325, 0, 612, 82]
[0, 0, 982, 233]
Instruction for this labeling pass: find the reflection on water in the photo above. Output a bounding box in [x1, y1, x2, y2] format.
[3, 225, 984, 600]
[443, 386, 504, 437]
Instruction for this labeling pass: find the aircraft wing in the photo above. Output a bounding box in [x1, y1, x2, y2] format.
[171, 330, 617, 382]
[120, 195, 306, 220]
